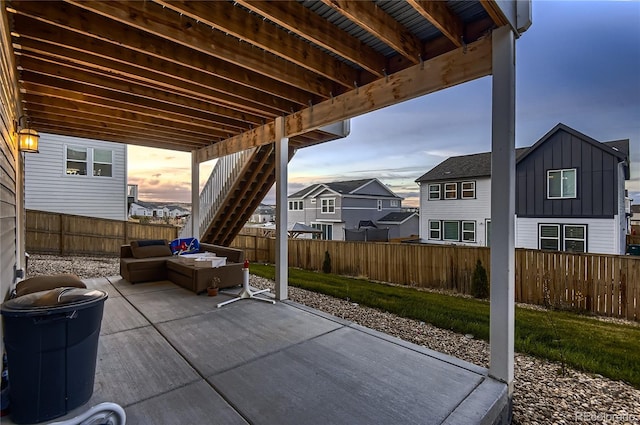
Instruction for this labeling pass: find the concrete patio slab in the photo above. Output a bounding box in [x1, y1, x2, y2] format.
[157, 300, 343, 376]
[210, 325, 487, 425]
[123, 380, 248, 425]
[3, 277, 509, 425]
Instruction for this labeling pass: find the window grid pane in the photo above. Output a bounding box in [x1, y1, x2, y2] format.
[461, 182, 475, 199]
[443, 221, 459, 240]
[540, 225, 560, 250]
[429, 185, 440, 200]
[444, 183, 457, 199]
[462, 221, 475, 242]
[429, 221, 441, 240]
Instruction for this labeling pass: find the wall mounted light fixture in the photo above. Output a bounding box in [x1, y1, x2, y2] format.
[16, 115, 40, 153]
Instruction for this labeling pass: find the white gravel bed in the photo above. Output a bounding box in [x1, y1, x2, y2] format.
[25, 255, 640, 424]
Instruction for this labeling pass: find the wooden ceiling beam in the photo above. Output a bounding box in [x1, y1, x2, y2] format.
[236, 0, 385, 78]
[20, 72, 258, 130]
[13, 28, 305, 112]
[154, 0, 363, 87]
[17, 51, 284, 118]
[197, 36, 492, 162]
[32, 124, 199, 151]
[10, 10, 317, 106]
[406, 0, 464, 47]
[40, 0, 339, 97]
[26, 108, 216, 144]
[320, 0, 423, 65]
[22, 96, 227, 140]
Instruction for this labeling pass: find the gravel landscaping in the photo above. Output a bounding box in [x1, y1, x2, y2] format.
[25, 254, 640, 424]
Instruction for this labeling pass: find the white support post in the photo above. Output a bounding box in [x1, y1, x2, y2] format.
[489, 25, 516, 392]
[191, 151, 200, 239]
[274, 117, 289, 300]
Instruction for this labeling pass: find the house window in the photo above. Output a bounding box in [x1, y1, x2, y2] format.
[66, 146, 87, 175]
[539, 224, 560, 250]
[444, 183, 457, 199]
[288, 200, 303, 210]
[66, 146, 113, 177]
[93, 149, 112, 177]
[461, 181, 475, 199]
[312, 223, 333, 240]
[564, 225, 586, 253]
[428, 184, 440, 200]
[462, 221, 476, 242]
[377, 200, 382, 211]
[429, 221, 441, 240]
[443, 221, 459, 241]
[547, 169, 577, 199]
[390, 200, 399, 208]
[310, 199, 316, 204]
[321, 198, 335, 213]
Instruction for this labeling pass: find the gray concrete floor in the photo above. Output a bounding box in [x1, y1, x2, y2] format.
[6, 277, 510, 425]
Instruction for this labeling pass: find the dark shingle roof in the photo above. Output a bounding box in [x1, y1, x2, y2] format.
[289, 178, 394, 198]
[416, 148, 529, 182]
[377, 212, 417, 223]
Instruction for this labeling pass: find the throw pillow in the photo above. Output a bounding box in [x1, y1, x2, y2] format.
[15, 273, 86, 298]
[130, 240, 172, 258]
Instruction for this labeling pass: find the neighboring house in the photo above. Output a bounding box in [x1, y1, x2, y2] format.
[287, 178, 408, 240]
[416, 123, 630, 255]
[129, 201, 188, 218]
[376, 211, 420, 240]
[25, 133, 127, 221]
[630, 205, 640, 228]
[250, 204, 275, 223]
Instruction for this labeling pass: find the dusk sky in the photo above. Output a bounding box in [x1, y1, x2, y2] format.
[128, 1, 640, 208]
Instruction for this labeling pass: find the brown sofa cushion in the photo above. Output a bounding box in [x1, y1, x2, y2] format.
[15, 273, 86, 297]
[130, 239, 172, 259]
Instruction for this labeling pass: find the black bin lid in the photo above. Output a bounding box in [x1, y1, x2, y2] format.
[1, 287, 108, 317]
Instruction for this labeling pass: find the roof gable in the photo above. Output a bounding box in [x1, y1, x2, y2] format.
[289, 178, 400, 199]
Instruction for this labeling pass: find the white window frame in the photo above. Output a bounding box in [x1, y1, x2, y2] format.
[390, 200, 399, 208]
[547, 168, 577, 199]
[563, 225, 587, 253]
[312, 223, 333, 240]
[377, 200, 383, 211]
[461, 181, 476, 199]
[288, 200, 303, 211]
[93, 148, 113, 177]
[321, 198, 335, 214]
[65, 145, 88, 176]
[65, 145, 114, 178]
[443, 220, 460, 241]
[310, 198, 316, 204]
[444, 183, 457, 199]
[428, 184, 441, 200]
[428, 220, 441, 240]
[462, 221, 476, 242]
[539, 224, 560, 251]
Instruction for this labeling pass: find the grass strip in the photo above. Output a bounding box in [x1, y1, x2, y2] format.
[250, 263, 640, 388]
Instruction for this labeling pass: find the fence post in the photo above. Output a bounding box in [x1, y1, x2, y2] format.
[59, 213, 64, 255]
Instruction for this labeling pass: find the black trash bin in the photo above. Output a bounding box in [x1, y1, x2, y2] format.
[1, 287, 108, 424]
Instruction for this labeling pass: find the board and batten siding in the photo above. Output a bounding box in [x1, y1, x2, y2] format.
[25, 133, 127, 221]
[515, 217, 620, 255]
[419, 177, 491, 246]
[516, 128, 620, 218]
[1, 6, 21, 304]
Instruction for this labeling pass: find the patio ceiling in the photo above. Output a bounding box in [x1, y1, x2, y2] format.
[6, 0, 507, 161]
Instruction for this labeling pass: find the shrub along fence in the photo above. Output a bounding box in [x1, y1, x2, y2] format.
[231, 234, 639, 321]
[26, 210, 178, 256]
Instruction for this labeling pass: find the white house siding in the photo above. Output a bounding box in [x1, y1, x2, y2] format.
[617, 163, 627, 254]
[25, 133, 127, 220]
[419, 178, 491, 246]
[515, 217, 620, 255]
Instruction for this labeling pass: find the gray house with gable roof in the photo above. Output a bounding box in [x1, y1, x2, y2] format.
[416, 123, 630, 254]
[288, 178, 415, 241]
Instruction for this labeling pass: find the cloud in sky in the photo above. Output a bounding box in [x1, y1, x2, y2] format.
[128, 1, 639, 206]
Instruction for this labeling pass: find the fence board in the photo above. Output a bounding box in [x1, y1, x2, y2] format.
[231, 233, 639, 322]
[27, 210, 178, 256]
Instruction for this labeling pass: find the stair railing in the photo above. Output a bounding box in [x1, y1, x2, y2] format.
[179, 148, 256, 239]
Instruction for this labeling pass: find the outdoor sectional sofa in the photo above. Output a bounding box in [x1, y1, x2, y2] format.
[119, 239, 244, 294]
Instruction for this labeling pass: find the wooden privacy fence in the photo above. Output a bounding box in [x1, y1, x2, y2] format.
[231, 234, 640, 321]
[26, 210, 179, 256]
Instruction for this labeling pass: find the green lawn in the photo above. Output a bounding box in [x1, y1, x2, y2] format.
[250, 263, 640, 388]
